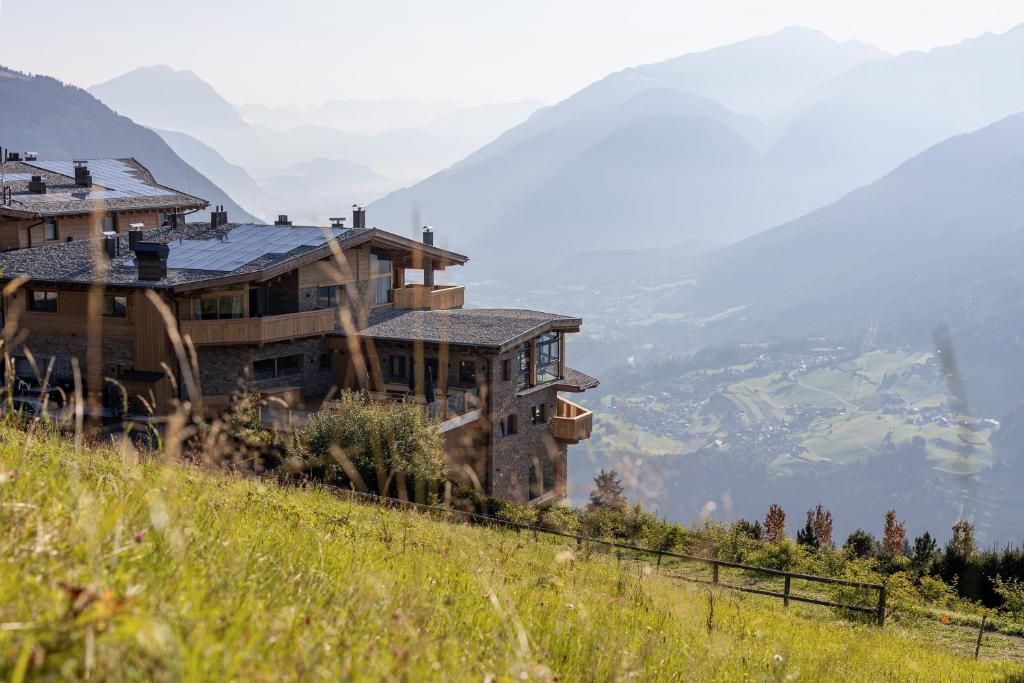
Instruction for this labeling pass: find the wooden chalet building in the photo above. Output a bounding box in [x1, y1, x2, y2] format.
[0, 152, 207, 250]
[0, 206, 597, 504]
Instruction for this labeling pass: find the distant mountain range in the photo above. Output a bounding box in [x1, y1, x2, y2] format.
[674, 111, 1024, 415]
[88, 67, 541, 190]
[370, 25, 1024, 263]
[0, 67, 258, 223]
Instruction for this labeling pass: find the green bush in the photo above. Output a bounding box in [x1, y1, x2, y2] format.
[745, 538, 806, 571]
[289, 390, 445, 496]
[496, 500, 538, 526]
[537, 505, 582, 534]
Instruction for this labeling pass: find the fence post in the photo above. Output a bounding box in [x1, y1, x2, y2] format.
[712, 562, 719, 584]
[876, 585, 887, 626]
[783, 575, 791, 607]
[975, 615, 987, 659]
[656, 553, 662, 571]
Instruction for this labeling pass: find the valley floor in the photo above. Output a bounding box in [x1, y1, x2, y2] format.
[1, 428, 1021, 681]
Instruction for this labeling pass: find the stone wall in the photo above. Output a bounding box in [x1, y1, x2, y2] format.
[196, 337, 333, 403]
[487, 346, 566, 504]
[6, 333, 133, 383]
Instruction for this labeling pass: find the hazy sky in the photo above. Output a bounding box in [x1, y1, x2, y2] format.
[1, 0, 1022, 106]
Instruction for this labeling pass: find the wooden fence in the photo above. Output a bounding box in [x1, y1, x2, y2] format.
[311, 485, 888, 625]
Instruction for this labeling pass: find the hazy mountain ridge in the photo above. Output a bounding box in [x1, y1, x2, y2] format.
[0, 67, 257, 223]
[369, 27, 890, 259]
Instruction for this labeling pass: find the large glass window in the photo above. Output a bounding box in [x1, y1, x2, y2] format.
[103, 295, 128, 318]
[536, 332, 561, 383]
[370, 249, 392, 275]
[372, 276, 391, 305]
[27, 289, 58, 313]
[196, 294, 243, 320]
[458, 360, 476, 385]
[252, 354, 302, 382]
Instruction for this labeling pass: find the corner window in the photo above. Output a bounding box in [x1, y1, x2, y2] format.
[536, 332, 561, 384]
[252, 354, 303, 382]
[102, 295, 128, 318]
[44, 219, 57, 241]
[27, 289, 58, 313]
[532, 403, 549, 424]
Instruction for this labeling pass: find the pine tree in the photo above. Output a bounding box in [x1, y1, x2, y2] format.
[844, 529, 877, 558]
[763, 504, 786, 545]
[796, 512, 819, 549]
[588, 470, 626, 511]
[911, 532, 939, 573]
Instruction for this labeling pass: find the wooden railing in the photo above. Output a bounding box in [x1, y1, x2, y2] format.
[180, 309, 336, 346]
[393, 284, 465, 311]
[552, 396, 593, 444]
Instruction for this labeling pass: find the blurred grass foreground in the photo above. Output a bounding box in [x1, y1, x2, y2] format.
[1, 426, 1022, 681]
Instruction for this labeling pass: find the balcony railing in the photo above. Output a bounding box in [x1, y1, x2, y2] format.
[180, 309, 336, 346]
[393, 284, 465, 311]
[552, 396, 593, 444]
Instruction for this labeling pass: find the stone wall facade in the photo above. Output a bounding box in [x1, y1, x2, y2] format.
[6, 333, 133, 383]
[487, 346, 567, 504]
[196, 337, 333, 403]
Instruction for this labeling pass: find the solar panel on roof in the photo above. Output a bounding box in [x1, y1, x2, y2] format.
[23, 159, 176, 198]
[163, 225, 347, 272]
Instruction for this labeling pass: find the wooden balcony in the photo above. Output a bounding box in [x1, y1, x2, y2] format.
[393, 284, 465, 311]
[552, 396, 593, 445]
[180, 309, 336, 346]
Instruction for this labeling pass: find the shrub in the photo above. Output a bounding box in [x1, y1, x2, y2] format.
[745, 538, 805, 571]
[537, 505, 581, 534]
[495, 500, 538, 526]
[580, 505, 627, 539]
[289, 390, 445, 496]
[993, 576, 1024, 617]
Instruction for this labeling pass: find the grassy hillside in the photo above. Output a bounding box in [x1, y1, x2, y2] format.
[1, 429, 1021, 681]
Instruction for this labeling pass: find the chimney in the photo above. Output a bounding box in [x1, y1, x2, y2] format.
[422, 225, 434, 246]
[6, 151, 21, 162]
[28, 176, 46, 194]
[24, 152, 37, 161]
[210, 205, 228, 227]
[103, 232, 118, 260]
[352, 204, 365, 230]
[134, 242, 170, 281]
[73, 160, 93, 188]
[128, 224, 144, 251]
[274, 214, 292, 226]
[329, 216, 346, 229]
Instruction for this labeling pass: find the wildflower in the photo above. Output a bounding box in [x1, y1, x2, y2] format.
[939, 613, 950, 624]
[133, 530, 146, 543]
[566, 603, 575, 610]
[772, 654, 784, 664]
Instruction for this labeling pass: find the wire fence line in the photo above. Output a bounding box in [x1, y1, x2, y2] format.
[296, 480, 888, 625]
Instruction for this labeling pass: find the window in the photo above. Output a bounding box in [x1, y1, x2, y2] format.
[27, 289, 58, 313]
[458, 360, 476, 385]
[103, 215, 117, 233]
[370, 249, 392, 275]
[196, 294, 243, 320]
[516, 343, 530, 383]
[390, 355, 407, 379]
[502, 358, 512, 382]
[43, 219, 57, 241]
[252, 354, 303, 382]
[371, 276, 391, 305]
[531, 403, 549, 424]
[536, 332, 561, 384]
[103, 295, 128, 318]
[505, 414, 519, 436]
[318, 285, 341, 309]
